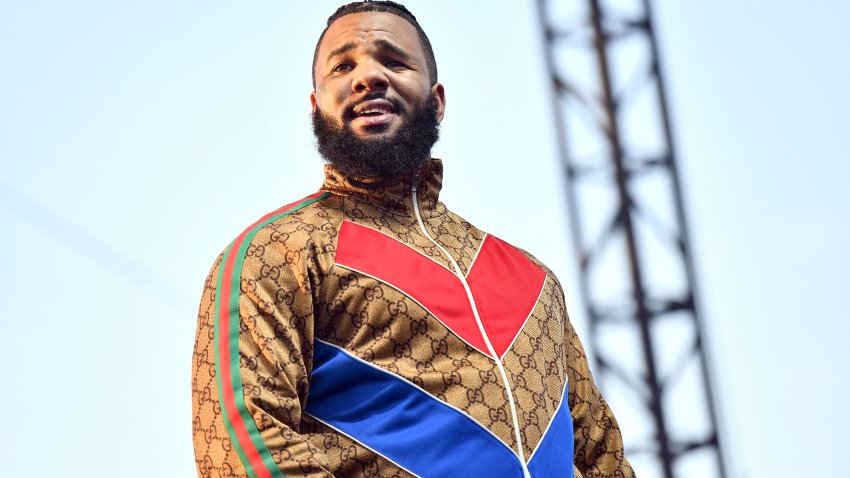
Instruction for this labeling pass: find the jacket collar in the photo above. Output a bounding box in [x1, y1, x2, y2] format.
[321, 158, 443, 216]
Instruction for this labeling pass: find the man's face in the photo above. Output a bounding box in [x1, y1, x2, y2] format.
[311, 12, 445, 140]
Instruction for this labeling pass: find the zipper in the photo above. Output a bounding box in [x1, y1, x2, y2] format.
[411, 174, 532, 478]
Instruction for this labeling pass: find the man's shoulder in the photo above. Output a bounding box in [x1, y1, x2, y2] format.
[215, 191, 341, 263]
[440, 205, 564, 287]
[491, 235, 563, 287]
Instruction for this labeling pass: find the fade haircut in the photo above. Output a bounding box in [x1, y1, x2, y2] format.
[312, 1, 438, 88]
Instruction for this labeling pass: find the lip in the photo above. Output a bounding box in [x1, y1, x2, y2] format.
[350, 99, 399, 129]
[353, 99, 397, 116]
[353, 111, 397, 127]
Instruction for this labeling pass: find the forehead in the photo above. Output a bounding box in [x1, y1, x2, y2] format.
[317, 12, 426, 64]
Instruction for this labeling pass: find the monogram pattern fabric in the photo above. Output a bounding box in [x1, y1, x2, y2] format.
[191, 159, 635, 477]
[301, 416, 409, 478]
[193, 253, 251, 478]
[501, 274, 568, 460]
[313, 264, 520, 451]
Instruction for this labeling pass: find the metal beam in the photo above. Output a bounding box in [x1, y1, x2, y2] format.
[535, 1, 728, 476]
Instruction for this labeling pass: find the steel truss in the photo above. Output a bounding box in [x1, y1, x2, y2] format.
[535, 1, 727, 476]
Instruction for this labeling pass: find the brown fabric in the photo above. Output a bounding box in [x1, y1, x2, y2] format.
[191, 159, 635, 477]
[301, 415, 410, 478]
[193, 253, 250, 478]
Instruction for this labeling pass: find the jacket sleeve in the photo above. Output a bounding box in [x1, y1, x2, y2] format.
[191, 239, 333, 478]
[560, 295, 636, 477]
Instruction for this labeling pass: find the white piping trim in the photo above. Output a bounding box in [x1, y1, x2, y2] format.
[464, 232, 488, 278]
[499, 274, 549, 360]
[313, 338, 519, 457]
[304, 412, 423, 478]
[526, 374, 570, 463]
[411, 179, 532, 478]
[340, 220, 455, 274]
[332, 262, 492, 358]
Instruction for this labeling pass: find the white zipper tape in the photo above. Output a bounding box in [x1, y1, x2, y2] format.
[411, 175, 532, 478]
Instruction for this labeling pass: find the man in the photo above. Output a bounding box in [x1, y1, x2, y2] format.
[191, 2, 635, 477]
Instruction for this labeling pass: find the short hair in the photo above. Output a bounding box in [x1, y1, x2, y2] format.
[312, 1, 438, 88]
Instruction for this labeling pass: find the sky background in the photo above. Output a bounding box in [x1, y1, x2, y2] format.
[1, 1, 848, 477]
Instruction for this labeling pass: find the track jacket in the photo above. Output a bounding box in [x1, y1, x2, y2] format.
[192, 159, 635, 478]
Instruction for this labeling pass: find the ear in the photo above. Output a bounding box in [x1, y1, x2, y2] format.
[431, 83, 446, 124]
[310, 91, 317, 114]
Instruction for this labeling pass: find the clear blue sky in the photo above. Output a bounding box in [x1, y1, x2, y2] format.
[1, 1, 847, 476]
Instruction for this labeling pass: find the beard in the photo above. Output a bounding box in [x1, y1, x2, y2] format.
[312, 92, 440, 181]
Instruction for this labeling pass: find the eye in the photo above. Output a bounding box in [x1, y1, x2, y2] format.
[332, 62, 353, 74]
[384, 59, 407, 70]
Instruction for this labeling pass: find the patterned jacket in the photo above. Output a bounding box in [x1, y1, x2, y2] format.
[192, 159, 635, 478]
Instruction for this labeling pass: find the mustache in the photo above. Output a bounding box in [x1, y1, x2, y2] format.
[343, 92, 405, 120]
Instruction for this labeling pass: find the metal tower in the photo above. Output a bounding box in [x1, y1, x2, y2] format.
[535, 1, 727, 476]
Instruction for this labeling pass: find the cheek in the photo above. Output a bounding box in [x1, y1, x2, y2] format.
[395, 78, 433, 104]
[316, 82, 348, 107]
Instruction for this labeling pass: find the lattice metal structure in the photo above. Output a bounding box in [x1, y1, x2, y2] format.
[535, 1, 727, 477]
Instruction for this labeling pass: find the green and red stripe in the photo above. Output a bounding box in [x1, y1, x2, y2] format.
[214, 191, 329, 478]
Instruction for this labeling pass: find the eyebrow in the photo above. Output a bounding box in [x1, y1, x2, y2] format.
[326, 42, 357, 61]
[325, 39, 412, 63]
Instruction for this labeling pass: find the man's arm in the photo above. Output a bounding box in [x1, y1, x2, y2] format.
[191, 242, 332, 478]
[553, 284, 636, 478]
[565, 319, 636, 478]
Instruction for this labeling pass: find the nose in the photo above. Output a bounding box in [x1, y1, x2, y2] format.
[352, 60, 389, 94]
